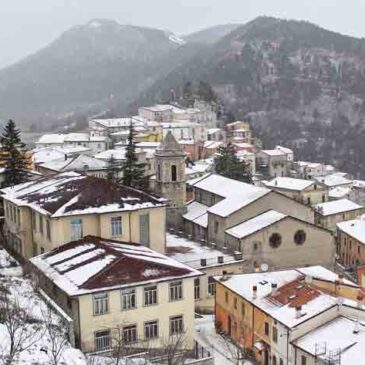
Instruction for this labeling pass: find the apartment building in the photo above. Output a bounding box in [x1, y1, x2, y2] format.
[2, 172, 166, 259]
[214, 266, 365, 365]
[30, 236, 202, 353]
[256, 149, 290, 178]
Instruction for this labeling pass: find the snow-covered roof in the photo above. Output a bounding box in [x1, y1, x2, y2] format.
[183, 201, 209, 228]
[315, 174, 353, 187]
[36, 134, 66, 144]
[216, 266, 357, 328]
[178, 139, 195, 145]
[275, 145, 293, 154]
[354, 180, 365, 189]
[189, 174, 270, 217]
[225, 210, 287, 239]
[31, 236, 201, 296]
[314, 199, 363, 216]
[329, 186, 352, 199]
[1, 172, 164, 218]
[41, 155, 108, 172]
[140, 105, 173, 113]
[64, 133, 89, 142]
[294, 316, 365, 365]
[337, 215, 365, 244]
[297, 161, 322, 168]
[203, 141, 223, 149]
[260, 149, 287, 156]
[94, 149, 127, 161]
[32, 148, 67, 164]
[166, 233, 243, 269]
[233, 143, 254, 149]
[207, 128, 221, 135]
[264, 177, 315, 191]
[90, 118, 141, 128]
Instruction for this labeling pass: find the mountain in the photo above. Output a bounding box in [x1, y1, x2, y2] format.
[135, 17, 365, 177]
[0, 19, 199, 129]
[184, 24, 241, 44]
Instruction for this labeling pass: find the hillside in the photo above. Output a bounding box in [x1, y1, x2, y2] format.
[135, 17, 365, 177]
[0, 19, 198, 129]
[184, 24, 241, 44]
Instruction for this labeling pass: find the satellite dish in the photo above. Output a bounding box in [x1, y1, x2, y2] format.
[261, 263, 269, 272]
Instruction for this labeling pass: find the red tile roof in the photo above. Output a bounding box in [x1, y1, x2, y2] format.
[31, 236, 201, 296]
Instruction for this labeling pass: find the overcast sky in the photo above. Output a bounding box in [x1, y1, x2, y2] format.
[1, 0, 365, 68]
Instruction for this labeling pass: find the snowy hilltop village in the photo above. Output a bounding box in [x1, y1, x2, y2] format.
[0, 97, 365, 365]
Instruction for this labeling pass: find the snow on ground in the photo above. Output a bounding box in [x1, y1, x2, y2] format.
[195, 315, 254, 365]
[0, 248, 22, 276]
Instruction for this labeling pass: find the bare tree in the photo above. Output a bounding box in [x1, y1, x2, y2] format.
[42, 305, 68, 365]
[0, 293, 44, 365]
[161, 332, 191, 365]
[219, 333, 256, 365]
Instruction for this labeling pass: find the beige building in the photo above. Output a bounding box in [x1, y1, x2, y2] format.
[2, 172, 166, 259]
[256, 149, 290, 178]
[225, 210, 335, 271]
[264, 177, 328, 205]
[30, 236, 202, 353]
[337, 215, 365, 267]
[184, 174, 315, 246]
[314, 198, 364, 232]
[166, 233, 245, 313]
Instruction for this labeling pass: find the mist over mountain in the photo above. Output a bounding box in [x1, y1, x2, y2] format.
[183, 24, 241, 44]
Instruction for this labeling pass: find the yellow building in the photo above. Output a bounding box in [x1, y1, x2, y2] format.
[1, 172, 166, 259]
[215, 266, 364, 365]
[30, 236, 202, 353]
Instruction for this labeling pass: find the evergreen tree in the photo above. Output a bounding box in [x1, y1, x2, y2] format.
[0, 119, 30, 187]
[106, 154, 122, 182]
[182, 81, 194, 107]
[121, 123, 149, 190]
[197, 81, 217, 103]
[214, 143, 252, 183]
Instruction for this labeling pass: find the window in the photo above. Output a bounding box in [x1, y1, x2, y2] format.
[123, 325, 137, 344]
[280, 359, 284, 365]
[269, 233, 282, 249]
[241, 302, 246, 316]
[93, 293, 108, 315]
[157, 164, 161, 180]
[225, 291, 229, 304]
[46, 220, 51, 241]
[208, 277, 215, 296]
[144, 286, 157, 306]
[194, 278, 200, 299]
[234, 297, 238, 309]
[39, 215, 43, 234]
[272, 356, 277, 365]
[264, 322, 270, 336]
[301, 355, 307, 365]
[95, 330, 111, 351]
[70, 218, 83, 240]
[139, 213, 150, 246]
[294, 230, 306, 245]
[144, 320, 158, 339]
[121, 288, 136, 310]
[214, 221, 219, 234]
[170, 315, 184, 335]
[40, 247, 45, 254]
[171, 165, 177, 182]
[17, 209, 20, 226]
[32, 212, 37, 231]
[169, 281, 183, 302]
[111, 216, 122, 236]
[273, 326, 278, 343]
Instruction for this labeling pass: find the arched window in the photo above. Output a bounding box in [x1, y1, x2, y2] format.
[171, 165, 177, 182]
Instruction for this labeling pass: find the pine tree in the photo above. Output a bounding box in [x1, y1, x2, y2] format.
[121, 123, 149, 190]
[106, 154, 122, 182]
[214, 143, 252, 183]
[197, 81, 217, 103]
[0, 119, 30, 187]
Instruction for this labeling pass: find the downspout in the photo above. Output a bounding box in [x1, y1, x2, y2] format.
[128, 211, 132, 243]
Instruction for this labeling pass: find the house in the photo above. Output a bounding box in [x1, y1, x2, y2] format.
[314, 199, 364, 232]
[184, 174, 314, 246]
[214, 266, 365, 365]
[36, 154, 110, 179]
[30, 236, 202, 353]
[1, 172, 166, 259]
[201, 141, 224, 159]
[35, 134, 66, 148]
[88, 117, 145, 137]
[32, 147, 92, 165]
[166, 233, 244, 314]
[264, 177, 328, 205]
[224, 210, 335, 271]
[179, 139, 202, 161]
[337, 215, 365, 267]
[207, 128, 225, 142]
[236, 151, 256, 176]
[314, 173, 353, 190]
[226, 121, 254, 144]
[294, 161, 328, 180]
[275, 145, 294, 161]
[138, 105, 173, 122]
[256, 149, 290, 178]
[161, 121, 207, 142]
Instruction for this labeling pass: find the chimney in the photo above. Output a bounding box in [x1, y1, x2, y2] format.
[295, 305, 302, 319]
[252, 285, 257, 300]
[271, 283, 278, 296]
[217, 256, 224, 264]
[221, 270, 229, 281]
[353, 319, 360, 334]
[200, 258, 207, 267]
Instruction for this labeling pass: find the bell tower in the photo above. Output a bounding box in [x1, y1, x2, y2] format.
[155, 131, 186, 228]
